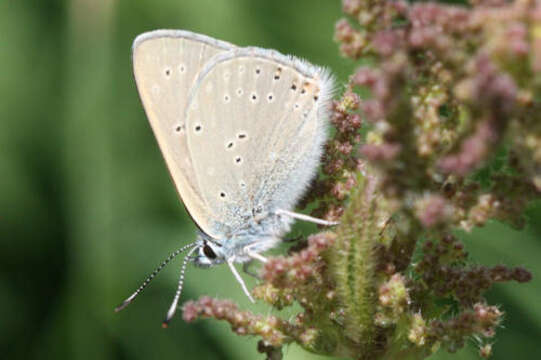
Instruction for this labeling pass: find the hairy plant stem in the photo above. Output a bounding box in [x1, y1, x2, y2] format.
[330, 172, 383, 357]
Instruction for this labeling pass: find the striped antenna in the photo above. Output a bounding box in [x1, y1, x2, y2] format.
[162, 245, 199, 327]
[115, 242, 198, 313]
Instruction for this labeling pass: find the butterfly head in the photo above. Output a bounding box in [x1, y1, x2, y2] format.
[192, 235, 226, 267]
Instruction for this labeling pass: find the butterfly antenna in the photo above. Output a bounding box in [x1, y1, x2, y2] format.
[227, 258, 255, 303]
[162, 245, 199, 327]
[115, 242, 197, 313]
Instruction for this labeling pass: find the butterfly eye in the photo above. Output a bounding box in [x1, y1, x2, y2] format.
[203, 244, 217, 259]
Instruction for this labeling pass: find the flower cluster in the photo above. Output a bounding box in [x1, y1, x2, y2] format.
[427, 303, 503, 352]
[412, 234, 531, 307]
[183, 0, 538, 359]
[300, 91, 364, 222]
[183, 297, 288, 346]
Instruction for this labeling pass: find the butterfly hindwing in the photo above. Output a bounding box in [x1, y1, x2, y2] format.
[184, 48, 334, 233]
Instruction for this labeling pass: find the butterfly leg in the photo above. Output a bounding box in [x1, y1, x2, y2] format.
[227, 258, 255, 303]
[245, 248, 268, 263]
[275, 209, 339, 226]
[283, 234, 304, 243]
[242, 261, 262, 279]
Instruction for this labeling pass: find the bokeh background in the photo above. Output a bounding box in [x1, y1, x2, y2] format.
[1, 0, 539, 359]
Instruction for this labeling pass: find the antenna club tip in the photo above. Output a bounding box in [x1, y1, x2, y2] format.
[161, 321, 170, 329]
[114, 301, 130, 313]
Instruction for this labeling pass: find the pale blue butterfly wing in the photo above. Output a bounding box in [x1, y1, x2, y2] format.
[184, 48, 334, 239]
[132, 30, 234, 238]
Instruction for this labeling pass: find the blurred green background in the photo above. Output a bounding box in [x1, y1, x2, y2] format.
[0, 0, 539, 359]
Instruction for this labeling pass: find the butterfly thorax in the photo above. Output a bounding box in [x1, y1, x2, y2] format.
[192, 211, 294, 267]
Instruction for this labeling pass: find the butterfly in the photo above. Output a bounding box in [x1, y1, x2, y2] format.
[115, 30, 336, 325]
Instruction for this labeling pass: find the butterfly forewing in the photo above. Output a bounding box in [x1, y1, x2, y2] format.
[132, 30, 234, 238]
[185, 48, 334, 233]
